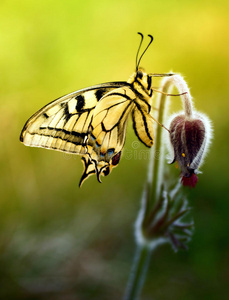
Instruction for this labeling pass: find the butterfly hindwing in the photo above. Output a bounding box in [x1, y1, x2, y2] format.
[132, 106, 154, 148]
[76, 86, 137, 185]
[88, 87, 136, 160]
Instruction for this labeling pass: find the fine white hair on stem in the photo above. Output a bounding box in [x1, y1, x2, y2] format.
[162, 74, 194, 118]
[192, 111, 213, 167]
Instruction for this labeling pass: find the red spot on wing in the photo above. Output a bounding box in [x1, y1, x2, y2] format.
[112, 151, 121, 166]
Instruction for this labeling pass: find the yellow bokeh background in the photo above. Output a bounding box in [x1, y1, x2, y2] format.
[1, 0, 228, 299]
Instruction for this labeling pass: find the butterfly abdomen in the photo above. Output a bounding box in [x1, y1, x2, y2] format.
[127, 70, 154, 148]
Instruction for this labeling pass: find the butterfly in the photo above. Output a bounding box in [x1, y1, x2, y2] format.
[20, 33, 178, 186]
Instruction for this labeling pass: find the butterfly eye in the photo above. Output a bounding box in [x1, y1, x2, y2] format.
[137, 70, 143, 79]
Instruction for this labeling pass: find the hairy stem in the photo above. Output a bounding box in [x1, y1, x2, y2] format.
[123, 245, 151, 300]
[123, 74, 191, 300]
[166, 74, 193, 118]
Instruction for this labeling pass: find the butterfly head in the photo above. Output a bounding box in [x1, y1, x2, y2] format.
[128, 68, 153, 97]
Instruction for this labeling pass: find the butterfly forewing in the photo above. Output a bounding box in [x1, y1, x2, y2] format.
[20, 82, 127, 155]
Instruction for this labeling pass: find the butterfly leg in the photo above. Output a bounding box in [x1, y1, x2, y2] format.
[149, 73, 175, 77]
[79, 156, 96, 187]
[151, 88, 187, 97]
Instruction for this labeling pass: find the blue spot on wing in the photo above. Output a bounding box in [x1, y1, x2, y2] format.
[107, 149, 115, 157]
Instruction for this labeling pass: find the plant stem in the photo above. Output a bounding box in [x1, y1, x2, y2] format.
[123, 245, 151, 300]
[147, 78, 171, 213]
[123, 79, 171, 300]
[168, 74, 193, 118]
[124, 74, 190, 300]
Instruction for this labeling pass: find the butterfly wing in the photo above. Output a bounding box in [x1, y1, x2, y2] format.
[20, 82, 127, 153]
[20, 82, 130, 185]
[132, 104, 154, 148]
[79, 86, 137, 186]
[20, 73, 156, 186]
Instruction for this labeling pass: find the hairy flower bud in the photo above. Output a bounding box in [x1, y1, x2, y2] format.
[168, 112, 212, 188]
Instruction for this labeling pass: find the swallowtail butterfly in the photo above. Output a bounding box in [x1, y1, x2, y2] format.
[20, 33, 179, 186]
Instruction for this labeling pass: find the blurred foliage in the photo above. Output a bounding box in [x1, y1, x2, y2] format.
[0, 0, 229, 299]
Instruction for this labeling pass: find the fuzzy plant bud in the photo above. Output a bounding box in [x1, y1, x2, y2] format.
[169, 112, 212, 188]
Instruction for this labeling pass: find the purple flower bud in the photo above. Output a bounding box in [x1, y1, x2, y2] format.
[168, 112, 212, 188]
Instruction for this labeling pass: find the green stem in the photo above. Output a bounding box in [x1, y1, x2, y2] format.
[123, 79, 172, 300]
[147, 79, 172, 213]
[123, 245, 151, 300]
[124, 75, 189, 300]
[147, 74, 192, 210]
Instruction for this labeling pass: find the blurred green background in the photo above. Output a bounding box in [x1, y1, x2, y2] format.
[0, 0, 228, 299]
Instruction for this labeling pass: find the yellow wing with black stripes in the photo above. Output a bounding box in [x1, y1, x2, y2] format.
[20, 82, 126, 153]
[20, 70, 155, 186]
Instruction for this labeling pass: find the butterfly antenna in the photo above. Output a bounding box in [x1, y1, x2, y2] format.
[136, 32, 144, 71]
[136, 34, 154, 70]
